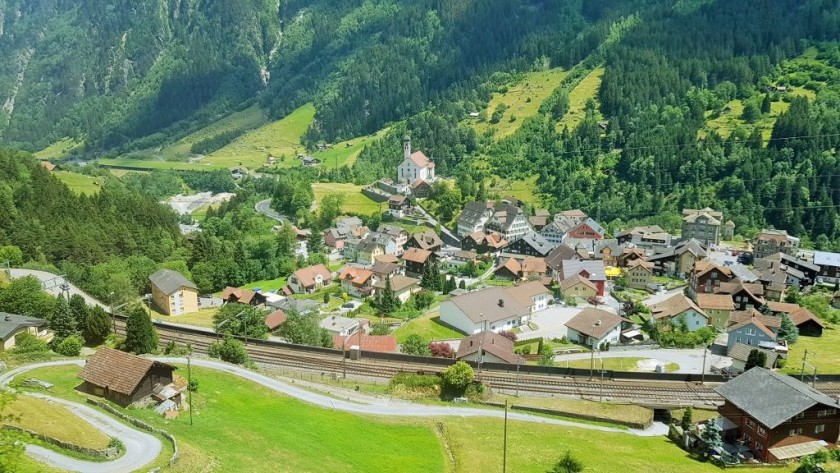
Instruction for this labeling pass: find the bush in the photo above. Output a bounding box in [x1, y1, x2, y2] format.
[498, 331, 517, 342]
[208, 336, 250, 365]
[389, 373, 441, 390]
[429, 342, 455, 358]
[442, 361, 475, 397]
[54, 335, 83, 356]
[187, 378, 199, 392]
[369, 323, 390, 336]
[10, 333, 50, 354]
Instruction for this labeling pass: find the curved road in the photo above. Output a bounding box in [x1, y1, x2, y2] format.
[0, 360, 162, 473]
[254, 199, 286, 222]
[8, 269, 108, 310]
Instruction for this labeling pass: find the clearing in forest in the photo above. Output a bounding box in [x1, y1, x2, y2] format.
[556, 67, 605, 132]
[311, 182, 381, 215]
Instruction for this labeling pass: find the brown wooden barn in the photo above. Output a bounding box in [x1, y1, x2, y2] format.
[78, 347, 176, 407]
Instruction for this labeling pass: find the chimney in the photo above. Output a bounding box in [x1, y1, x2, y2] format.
[4, 315, 10, 321]
[498, 299, 504, 307]
[595, 320, 601, 326]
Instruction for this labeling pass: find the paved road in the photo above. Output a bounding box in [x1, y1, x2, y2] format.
[554, 348, 730, 374]
[9, 269, 108, 309]
[413, 203, 460, 246]
[0, 360, 162, 473]
[255, 199, 286, 222]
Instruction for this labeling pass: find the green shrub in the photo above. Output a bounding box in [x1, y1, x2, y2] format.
[389, 373, 441, 390]
[54, 335, 84, 356]
[10, 333, 50, 354]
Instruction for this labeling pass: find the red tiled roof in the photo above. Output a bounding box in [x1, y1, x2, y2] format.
[333, 334, 398, 353]
[265, 310, 287, 331]
[402, 247, 432, 264]
[408, 151, 431, 168]
[292, 264, 332, 288]
[339, 266, 374, 285]
[78, 348, 174, 396]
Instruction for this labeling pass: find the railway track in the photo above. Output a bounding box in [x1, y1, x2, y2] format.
[113, 318, 840, 404]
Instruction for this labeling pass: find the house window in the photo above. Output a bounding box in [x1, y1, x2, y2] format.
[795, 412, 805, 420]
[746, 419, 756, 429]
[746, 328, 756, 336]
[789, 428, 802, 437]
[817, 409, 837, 418]
[756, 442, 763, 452]
[815, 424, 825, 434]
[757, 426, 766, 437]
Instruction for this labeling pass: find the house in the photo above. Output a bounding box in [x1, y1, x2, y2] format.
[520, 256, 549, 282]
[648, 294, 709, 331]
[617, 247, 647, 267]
[646, 239, 708, 276]
[715, 368, 840, 463]
[625, 260, 654, 290]
[726, 310, 780, 352]
[716, 280, 766, 311]
[616, 225, 672, 248]
[493, 257, 522, 281]
[462, 231, 508, 254]
[402, 247, 433, 277]
[264, 309, 287, 331]
[275, 298, 320, 315]
[814, 250, 840, 284]
[411, 178, 432, 198]
[556, 209, 588, 219]
[559, 274, 597, 300]
[545, 244, 588, 275]
[387, 194, 409, 218]
[449, 250, 478, 268]
[338, 266, 379, 299]
[486, 203, 533, 242]
[0, 313, 52, 351]
[560, 260, 607, 296]
[457, 201, 495, 237]
[565, 218, 606, 241]
[565, 308, 622, 349]
[755, 253, 819, 287]
[356, 233, 397, 265]
[754, 229, 800, 260]
[333, 334, 398, 353]
[149, 269, 199, 315]
[766, 302, 825, 337]
[377, 225, 409, 252]
[220, 287, 267, 307]
[286, 264, 332, 294]
[398, 136, 435, 185]
[728, 342, 781, 372]
[456, 331, 525, 365]
[689, 260, 734, 296]
[695, 293, 736, 329]
[540, 220, 574, 245]
[594, 239, 621, 266]
[729, 263, 760, 283]
[371, 261, 403, 279]
[78, 347, 176, 407]
[319, 315, 362, 337]
[528, 212, 550, 231]
[507, 231, 554, 257]
[439, 281, 550, 334]
[406, 229, 443, 252]
[374, 275, 420, 304]
[681, 208, 723, 246]
[40, 161, 58, 172]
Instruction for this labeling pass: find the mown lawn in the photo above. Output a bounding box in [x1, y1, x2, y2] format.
[472, 68, 567, 139]
[490, 395, 653, 426]
[159, 105, 267, 160]
[53, 170, 103, 195]
[7, 395, 111, 449]
[154, 307, 219, 329]
[560, 357, 680, 373]
[312, 127, 389, 168]
[556, 66, 605, 131]
[97, 158, 225, 171]
[487, 175, 541, 206]
[34, 137, 82, 160]
[312, 182, 381, 215]
[781, 328, 840, 375]
[392, 310, 463, 342]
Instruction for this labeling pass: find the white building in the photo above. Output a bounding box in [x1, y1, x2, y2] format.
[439, 281, 550, 334]
[319, 315, 361, 337]
[398, 136, 435, 184]
[564, 308, 622, 349]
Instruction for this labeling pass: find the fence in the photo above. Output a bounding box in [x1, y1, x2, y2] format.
[2, 424, 120, 458]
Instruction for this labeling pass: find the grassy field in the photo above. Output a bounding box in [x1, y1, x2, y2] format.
[560, 357, 680, 373]
[7, 395, 111, 449]
[242, 276, 288, 293]
[556, 67, 605, 131]
[312, 128, 389, 168]
[159, 105, 267, 160]
[153, 307, 219, 329]
[203, 103, 315, 169]
[491, 395, 653, 426]
[781, 328, 840, 375]
[392, 311, 463, 342]
[312, 182, 381, 215]
[472, 68, 567, 139]
[487, 175, 541, 206]
[34, 138, 82, 160]
[97, 157, 226, 171]
[53, 170, 103, 195]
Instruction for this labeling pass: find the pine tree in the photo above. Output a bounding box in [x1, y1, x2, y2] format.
[777, 314, 799, 343]
[761, 93, 772, 115]
[680, 406, 693, 430]
[68, 294, 90, 330]
[421, 260, 436, 290]
[458, 279, 466, 289]
[700, 420, 722, 457]
[50, 297, 78, 342]
[745, 349, 767, 371]
[83, 306, 112, 345]
[379, 277, 400, 315]
[124, 305, 158, 354]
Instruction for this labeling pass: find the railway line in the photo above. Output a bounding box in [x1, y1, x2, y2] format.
[113, 317, 840, 405]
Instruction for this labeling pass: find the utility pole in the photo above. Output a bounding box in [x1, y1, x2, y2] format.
[187, 354, 194, 426]
[701, 344, 709, 384]
[599, 357, 605, 402]
[589, 339, 596, 381]
[800, 349, 810, 382]
[503, 398, 509, 473]
[515, 364, 520, 398]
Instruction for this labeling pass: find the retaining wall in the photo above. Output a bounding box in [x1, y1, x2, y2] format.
[481, 402, 652, 429]
[2, 424, 119, 458]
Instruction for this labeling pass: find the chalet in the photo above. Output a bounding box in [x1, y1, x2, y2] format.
[540, 220, 575, 245]
[616, 225, 672, 248]
[388, 194, 409, 218]
[689, 260, 734, 296]
[78, 348, 176, 407]
[449, 250, 478, 267]
[406, 229, 443, 252]
[646, 239, 708, 276]
[356, 233, 397, 265]
[559, 274, 597, 300]
[726, 310, 780, 353]
[814, 250, 840, 284]
[377, 225, 409, 251]
[681, 208, 723, 246]
[40, 161, 58, 172]
[625, 260, 654, 290]
[728, 343, 780, 372]
[440, 281, 550, 334]
[528, 210, 550, 231]
[544, 244, 588, 276]
[493, 257, 522, 281]
[411, 178, 432, 198]
[729, 263, 759, 283]
[456, 331, 525, 365]
[338, 266, 378, 299]
[220, 287, 266, 307]
[402, 247, 433, 277]
[457, 201, 495, 237]
[373, 275, 420, 304]
[286, 264, 332, 295]
[754, 229, 800, 260]
[766, 302, 825, 337]
[333, 334, 398, 353]
[149, 269, 199, 315]
[648, 294, 709, 331]
[374, 253, 400, 265]
[520, 256, 548, 281]
[486, 203, 532, 242]
[717, 280, 766, 311]
[565, 218, 606, 240]
[594, 240, 621, 266]
[264, 310, 287, 331]
[507, 232, 554, 257]
[715, 368, 840, 463]
[695, 293, 736, 329]
[462, 231, 508, 254]
[565, 308, 622, 349]
[560, 260, 607, 296]
[371, 261, 403, 279]
[0, 313, 52, 351]
[754, 252, 819, 286]
[617, 247, 647, 268]
[398, 136, 435, 186]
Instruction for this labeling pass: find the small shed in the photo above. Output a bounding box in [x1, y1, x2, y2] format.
[78, 348, 176, 407]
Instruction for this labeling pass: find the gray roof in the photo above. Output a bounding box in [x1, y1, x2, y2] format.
[459, 201, 492, 226]
[446, 287, 530, 324]
[727, 343, 780, 367]
[729, 263, 759, 283]
[513, 232, 554, 256]
[0, 313, 48, 342]
[561, 260, 606, 282]
[714, 367, 839, 428]
[277, 298, 319, 314]
[149, 269, 196, 296]
[814, 251, 840, 268]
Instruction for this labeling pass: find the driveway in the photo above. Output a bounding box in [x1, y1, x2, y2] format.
[554, 347, 730, 374]
[0, 360, 162, 473]
[9, 269, 108, 309]
[641, 287, 685, 307]
[519, 306, 582, 341]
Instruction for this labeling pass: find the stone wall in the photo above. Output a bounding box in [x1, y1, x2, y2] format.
[2, 424, 119, 458]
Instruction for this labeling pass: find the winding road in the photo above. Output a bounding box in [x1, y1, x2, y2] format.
[0, 360, 162, 473]
[8, 268, 108, 310]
